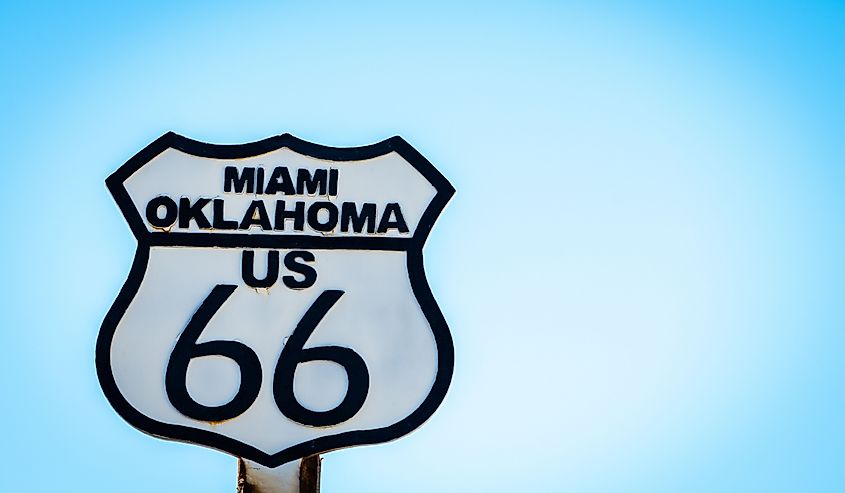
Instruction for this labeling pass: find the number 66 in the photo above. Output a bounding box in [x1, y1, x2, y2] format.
[165, 285, 369, 427]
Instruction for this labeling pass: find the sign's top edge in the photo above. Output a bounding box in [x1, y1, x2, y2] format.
[165, 131, 409, 161]
[107, 132, 453, 191]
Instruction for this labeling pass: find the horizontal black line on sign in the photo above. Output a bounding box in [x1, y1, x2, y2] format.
[145, 233, 414, 251]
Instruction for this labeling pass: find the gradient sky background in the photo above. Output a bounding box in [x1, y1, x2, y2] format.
[1, 1, 844, 492]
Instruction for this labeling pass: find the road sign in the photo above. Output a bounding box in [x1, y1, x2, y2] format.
[97, 132, 454, 467]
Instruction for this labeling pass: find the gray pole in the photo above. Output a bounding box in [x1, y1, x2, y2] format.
[238, 455, 321, 493]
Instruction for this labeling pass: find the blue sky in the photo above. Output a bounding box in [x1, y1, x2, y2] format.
[1, 1, 843, 492]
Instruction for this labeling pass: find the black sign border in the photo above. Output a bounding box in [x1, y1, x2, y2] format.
[96, 132, 455, 467]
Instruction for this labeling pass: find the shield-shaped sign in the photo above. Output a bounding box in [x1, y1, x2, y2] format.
[96, 132, 454, 467]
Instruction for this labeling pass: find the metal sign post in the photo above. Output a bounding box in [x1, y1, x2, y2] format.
[97, 132, 454, 489]
[238, 455, 320, 493]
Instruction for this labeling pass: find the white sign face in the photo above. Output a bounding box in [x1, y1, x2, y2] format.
[97, 132, 454, 467]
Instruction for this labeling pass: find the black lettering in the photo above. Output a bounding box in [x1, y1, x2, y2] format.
[265, 167, 295, 195]
[239, 200, 272, 230]
[340, 202, 376, 233]
[376, 203, 409, 233]
[307, 201, 338, 232]
[224, 166, 255, 193]
[165, 284, 261, 422]
[145, 196, 178, 229]
[329, 168, 338, 196]
[272, 290, 368, 426]
[256, 167, 265, 194]
[178, 197, 212, 229]
[283, 251, 317, 289]
[242, 250, 279, 288]
[274, 200, 305, 231]
[296, 169, 327, 195]
[212, 199, 238, 230]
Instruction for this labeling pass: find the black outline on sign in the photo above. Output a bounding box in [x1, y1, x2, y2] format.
[96, 132, 454, 467]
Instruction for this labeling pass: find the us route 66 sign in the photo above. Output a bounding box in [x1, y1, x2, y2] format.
[96, 132, 454, 467]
